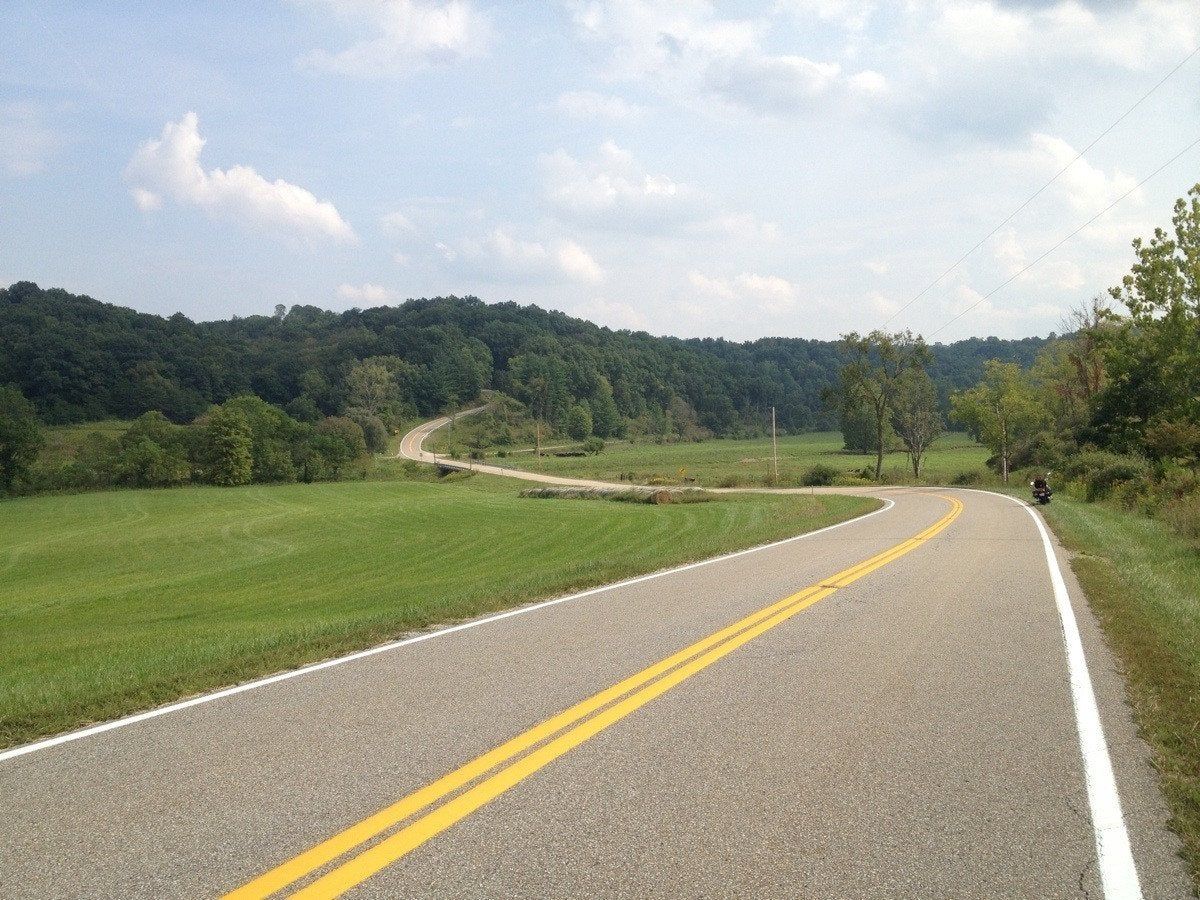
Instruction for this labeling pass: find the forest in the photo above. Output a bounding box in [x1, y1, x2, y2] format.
[0, 280, 1045, 438]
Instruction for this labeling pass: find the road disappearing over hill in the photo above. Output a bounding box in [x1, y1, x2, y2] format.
[0, 415, 1190, 898]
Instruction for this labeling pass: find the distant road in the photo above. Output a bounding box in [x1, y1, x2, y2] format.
[0, 415, 1189, 898]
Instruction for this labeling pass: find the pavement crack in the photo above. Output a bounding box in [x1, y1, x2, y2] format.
[1078, 854, 1096, 900]
[1064, 793, 1091, 827]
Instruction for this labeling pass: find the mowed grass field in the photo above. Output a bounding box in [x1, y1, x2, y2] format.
[486, 431, 988, 487]
[0, 475, 876, 749]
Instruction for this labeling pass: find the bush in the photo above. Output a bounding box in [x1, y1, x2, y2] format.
[950, 470, 983, 485]
[1057, 450, 1151, 502]
[1158, 494, 1200, 542]
[1010, 430, 1070, 471]
[801, 464, 838, 486]
[717, 474, 745, 488]
[583, 436, 605, 454]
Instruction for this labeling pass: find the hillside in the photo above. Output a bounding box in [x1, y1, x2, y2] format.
[0, 282, 1048, 434]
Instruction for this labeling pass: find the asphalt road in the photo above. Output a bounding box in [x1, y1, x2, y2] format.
[0, 417, 1190, 898]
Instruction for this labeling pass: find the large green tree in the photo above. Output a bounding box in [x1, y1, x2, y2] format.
[951, 360, 1043, 483]
[891, 368, 942, 478]
[0, 385, 43, 493]
[201, 406, 253, 486]
[837, 330, 930, 481]
[1094, 183, 1200, 450]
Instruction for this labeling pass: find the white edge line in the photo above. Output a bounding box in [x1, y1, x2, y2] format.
[959, 487, 1142, 900]
[0, 496, 896, 764]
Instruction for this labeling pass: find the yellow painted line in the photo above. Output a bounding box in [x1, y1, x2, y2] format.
[225, 495, 962, 900]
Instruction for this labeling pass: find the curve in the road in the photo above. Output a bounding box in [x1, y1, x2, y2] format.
[398, 412, 1145, 900]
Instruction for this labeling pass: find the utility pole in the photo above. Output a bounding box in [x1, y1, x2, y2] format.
[771, 406, 779, 481]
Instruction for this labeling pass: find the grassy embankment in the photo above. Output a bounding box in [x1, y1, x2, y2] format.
[463, 430, 988, 487]
[0, 473, 876, 749]
[1037, 497, 1200, 888]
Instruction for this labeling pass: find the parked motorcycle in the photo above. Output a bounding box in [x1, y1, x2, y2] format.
[1031, 476, 1053, 505]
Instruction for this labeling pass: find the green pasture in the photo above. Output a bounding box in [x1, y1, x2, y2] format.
[39, 420, 129, 464]
[477, 431, 989, 487]
[0, 475, 875, 748]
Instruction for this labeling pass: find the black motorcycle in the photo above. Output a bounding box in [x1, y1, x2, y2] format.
[1031, 478, 1053, 505]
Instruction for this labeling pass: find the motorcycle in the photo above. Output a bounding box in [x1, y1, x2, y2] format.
[1031, 477, 1053, 505]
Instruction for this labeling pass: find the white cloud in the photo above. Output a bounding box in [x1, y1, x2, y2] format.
[1025, 132, 1140, 212]
[0, 104, 57, 176]
[463, 227, 605, 283]
[929, 1, 1195, 70]
[380, 210, 416, 234]
[541, 140, 698, 227]
[571, 0, 883, 117]
[863, 258, 889, 275]
[775, 0, 875, 30]
[555, 239, 606, 282]
[125, 113, 356, 244]
[556, 90, 644, 121]
[300, 0, 491, 78]
[688, 270, 798, 313]
[578, 297, 652, 331]
[706, 54, 843, 116]
[337, 282, 400, 304]
[688, 213, 779, 242]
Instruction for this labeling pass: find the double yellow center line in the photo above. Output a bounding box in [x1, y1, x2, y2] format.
[225, 495, 963, 899]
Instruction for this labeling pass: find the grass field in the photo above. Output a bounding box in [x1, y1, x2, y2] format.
[0, 475, 876, 749]
[39, 419, 129, 464]
[474, 431, 989, 488]
[1037, 498, 1200, 887]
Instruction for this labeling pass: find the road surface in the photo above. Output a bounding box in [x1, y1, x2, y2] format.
[0, 415, 1189, 898]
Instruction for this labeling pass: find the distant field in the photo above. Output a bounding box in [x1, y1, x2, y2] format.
[0, 475, 876, 748]
[39, 420, 130, 463]
[475, 431, 989, 488]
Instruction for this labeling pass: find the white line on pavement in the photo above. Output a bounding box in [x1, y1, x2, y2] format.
[968, 489, 1142, 900]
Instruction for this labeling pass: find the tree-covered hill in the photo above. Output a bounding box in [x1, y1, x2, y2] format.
[0, 281, 1049, 435]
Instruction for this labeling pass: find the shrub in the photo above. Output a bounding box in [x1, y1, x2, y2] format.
[1085, 457, 1150, 502]
[468, 448, 485, 460]
[832, 474, 871, 487]
[717, 474, 744, 488]
[950, 470, 983, 486]
[583, 436, 605, 454]
[1158, 494, 1200, 542]
[801, 464, 839, 486]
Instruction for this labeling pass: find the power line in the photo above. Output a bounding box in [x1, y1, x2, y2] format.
[882, 43, 1200, 329]
[928, 133, 1200, 340]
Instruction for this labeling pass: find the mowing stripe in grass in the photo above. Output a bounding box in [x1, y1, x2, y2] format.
[0, 498, 894, 764]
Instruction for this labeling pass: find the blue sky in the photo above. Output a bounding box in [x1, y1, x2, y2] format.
[1, 1, 1197, 340]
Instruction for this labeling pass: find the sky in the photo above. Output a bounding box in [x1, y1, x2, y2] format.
[1, 1, 1197, 342]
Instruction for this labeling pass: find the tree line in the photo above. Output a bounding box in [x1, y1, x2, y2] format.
[1, 281, 1045, 443]
[0, 392, 377, 494]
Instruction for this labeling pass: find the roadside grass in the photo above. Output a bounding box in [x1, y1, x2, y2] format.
[0, 475, 876, 749]
[472, 431, 988, 487]
[1038, 497, 1200, 889]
